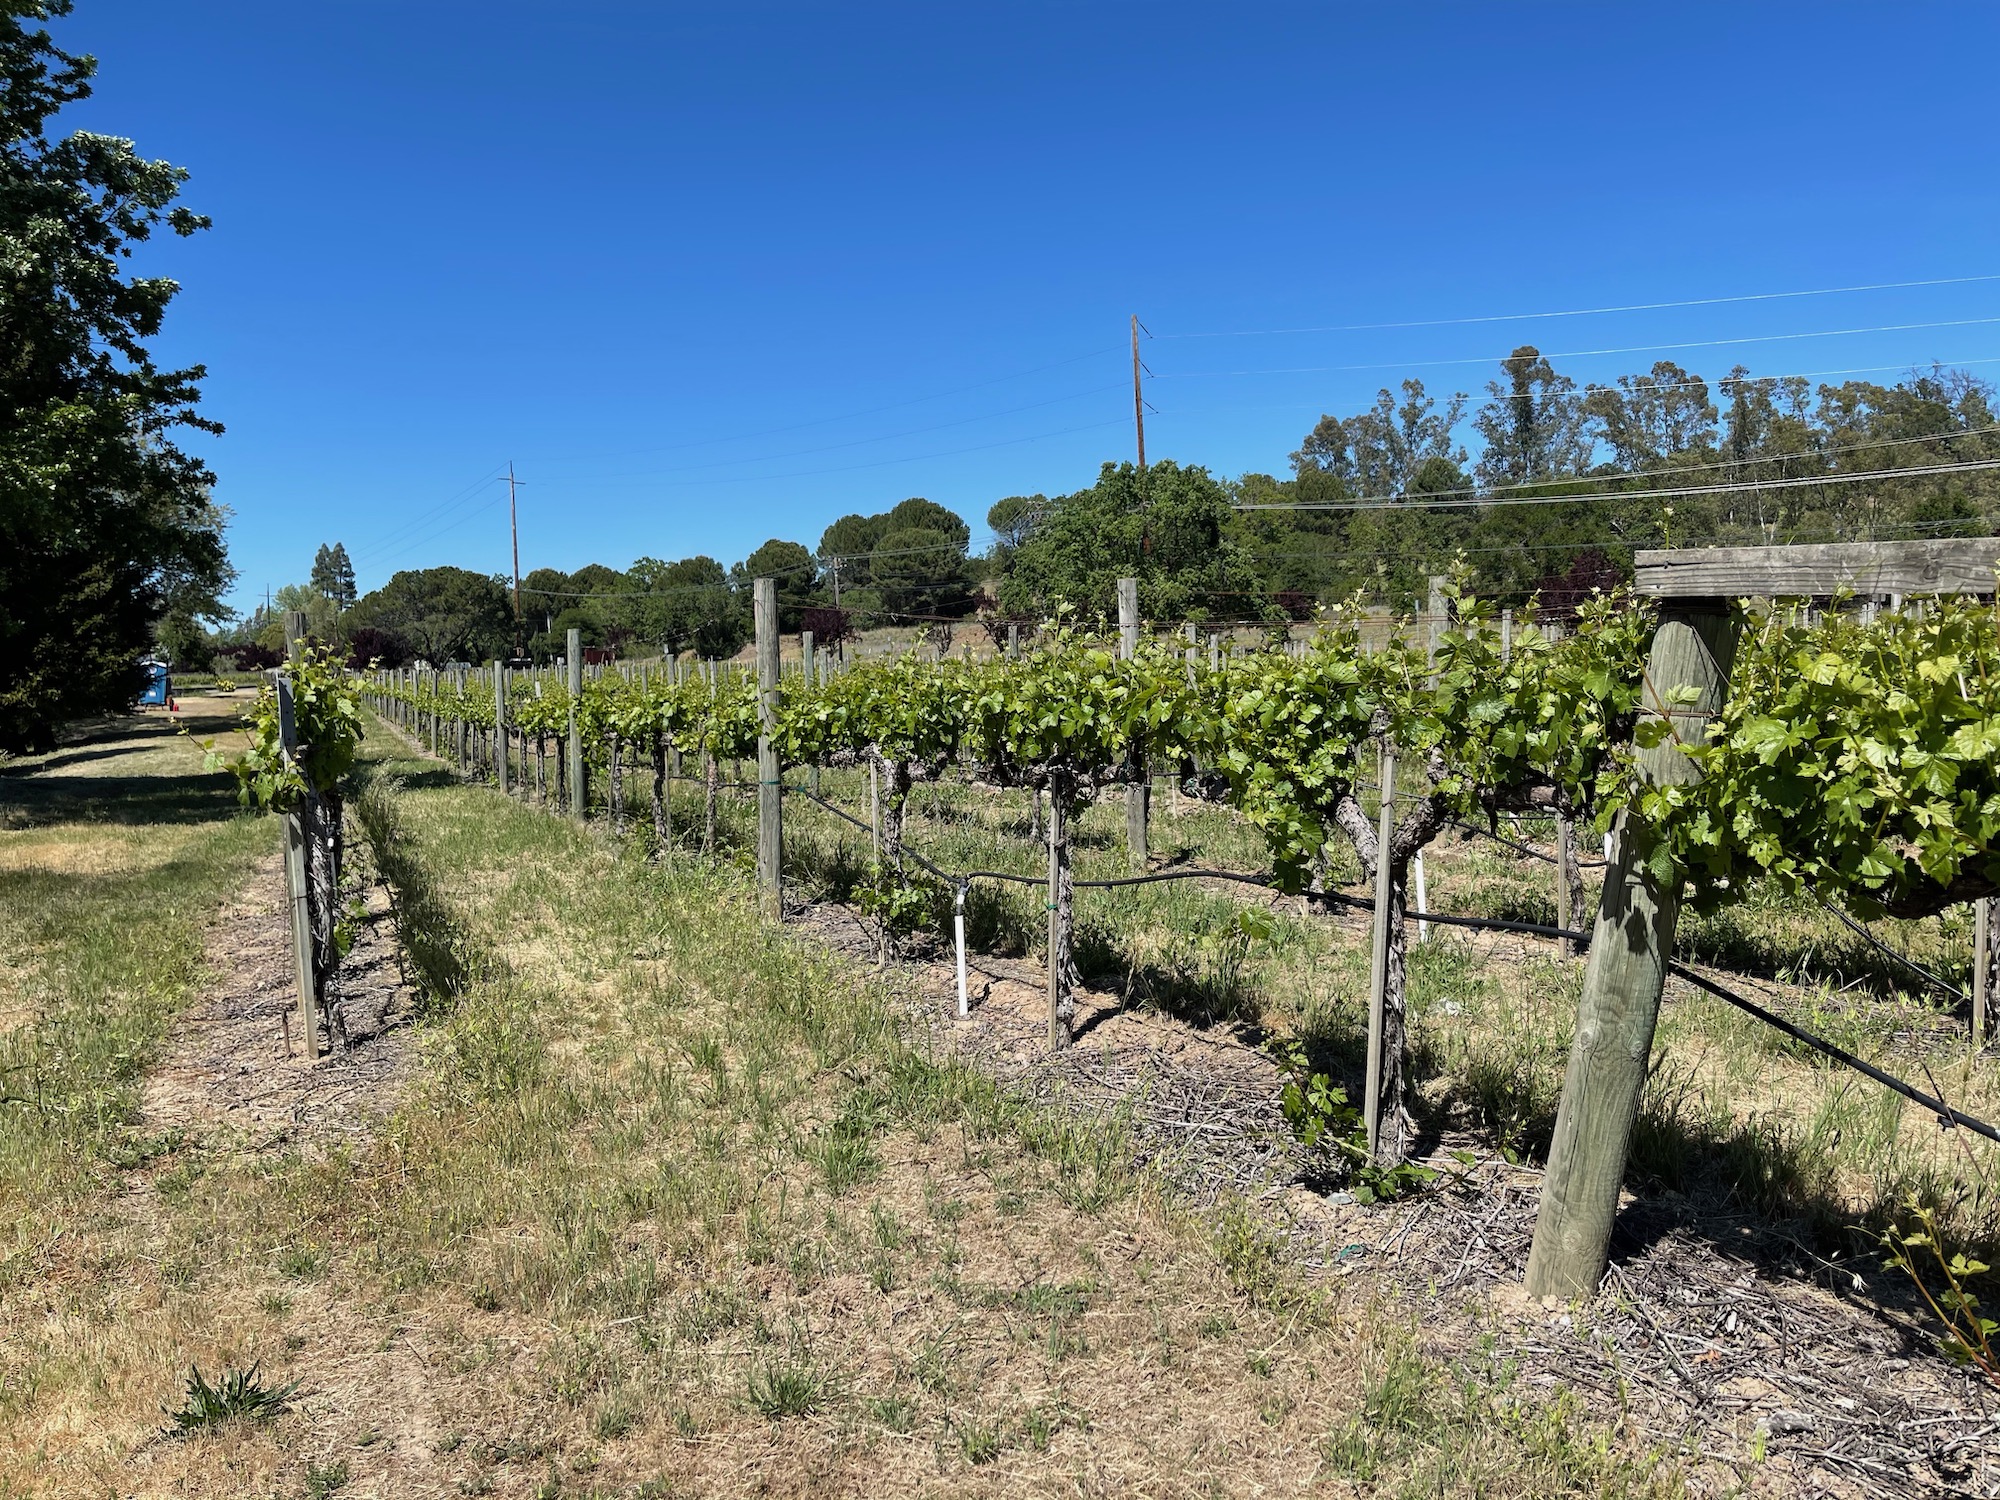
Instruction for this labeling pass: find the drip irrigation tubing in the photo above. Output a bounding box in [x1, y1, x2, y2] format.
[780, 778, 1999, 1146]
[1811, 894, 1969, 1004]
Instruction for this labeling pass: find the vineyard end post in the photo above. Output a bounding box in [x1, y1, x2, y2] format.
[754, 577, 783, 919]
[273, 666, 320, 1061]
[1118, 576, 1148, 870]
[1974, 897, 1992, 1049]
[566, 628, 585, 821]
[493, 660, 509, 795]
[802, 630, 820, 796]
[1047, 791, 1065, 1049]
[1525, 602, 1737, 1301]
[1363, 739, 1396, 1156]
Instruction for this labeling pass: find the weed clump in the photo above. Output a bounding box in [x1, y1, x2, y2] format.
[162, 1363, 298, 1436]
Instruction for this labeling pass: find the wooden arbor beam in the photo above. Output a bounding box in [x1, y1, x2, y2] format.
[1634, 538, 2000, 599]
[1529, 536, 2000, 1299]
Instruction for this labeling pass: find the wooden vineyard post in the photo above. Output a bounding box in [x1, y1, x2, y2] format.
[801, 629, 820, 796]
[1047, 790, 1066, 1050]
[1363, 740, 1396, 1156]
[1007, 622, 1019, 659]
[1119, 576, 1147, 870]
[492, 660, 509, 795]
[277, 613, 320, 1061]
[754, 577, 783, 919]
[566, 628, 586, 820]
[1975, 897, 1993, 1050]
[1526, 601, 1738, 1300]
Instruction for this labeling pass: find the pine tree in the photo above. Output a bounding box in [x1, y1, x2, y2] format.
[310, 542, 358, 605]
[328, 543, 356, 606]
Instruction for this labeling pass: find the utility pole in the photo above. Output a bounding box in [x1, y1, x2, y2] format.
[506, 463, 524, 658]
[1131, 315, 1148, 472]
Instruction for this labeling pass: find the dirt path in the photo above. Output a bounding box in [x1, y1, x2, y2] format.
[794, 890, 2000, 1498]
[140, 843, 418, 1152]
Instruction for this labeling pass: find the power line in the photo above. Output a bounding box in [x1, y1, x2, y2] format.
[521, 343, 1125, 463]
[347, 463, 509, 565]
[545, 416, 1129, 490]
[1157, 315, 2000, 380]
[1183, 355, 2000, 425]
[1250, 420, 2000, 510]
[567, 382, 1127, 480]
[1157, 272, 2000, 340]
[1238, 457, 2000, 513]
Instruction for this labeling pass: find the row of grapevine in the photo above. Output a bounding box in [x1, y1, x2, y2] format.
[363, 584, 2000, 1168]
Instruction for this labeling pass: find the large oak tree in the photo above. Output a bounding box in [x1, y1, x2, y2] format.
[0, 1, 231, 750]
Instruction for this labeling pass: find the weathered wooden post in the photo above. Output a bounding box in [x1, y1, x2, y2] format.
[492, 660, 509, 795]
[1975, 897, 1993, 1050]
[1526, 598, 1737, 1297]
[755, 578, 783, 918]
[566, 628, 585, 820]
[1047, 792, 1066, 1050]
[1528, 538, 2000, 1299]
[1363, 740, 1396, 1157]
[1118, 577, 1147, 870]
[278, 612, 319, 1061]
[801, 629, 821, 796]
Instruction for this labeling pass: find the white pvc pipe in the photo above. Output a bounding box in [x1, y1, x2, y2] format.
[1413, 849, 1430, 944]
[954, 884, 969, 1019]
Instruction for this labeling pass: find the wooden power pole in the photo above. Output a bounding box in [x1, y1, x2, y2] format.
[754, 577, 783, 919]
[1131, 315, 1147, 472]
[506, 463, 524, 657]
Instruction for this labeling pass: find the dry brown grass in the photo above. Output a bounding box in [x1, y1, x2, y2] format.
[2, 723, 1700, 1500]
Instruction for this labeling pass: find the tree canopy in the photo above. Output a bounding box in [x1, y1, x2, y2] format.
[347, 567, 512, 665]
[0, 2, 231, 749]
[998, 461, 1258, 622]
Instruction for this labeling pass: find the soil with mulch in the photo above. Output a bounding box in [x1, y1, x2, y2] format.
[792, 892, 2000, 1500]
[141, 842, 420, 1152]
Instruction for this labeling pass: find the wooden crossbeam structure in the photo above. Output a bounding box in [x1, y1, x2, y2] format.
[1635, 537, 2000, 599]
[1526, 534, 1998, 1301]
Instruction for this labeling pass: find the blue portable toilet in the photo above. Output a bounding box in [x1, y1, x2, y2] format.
[138, 658, 171, 707]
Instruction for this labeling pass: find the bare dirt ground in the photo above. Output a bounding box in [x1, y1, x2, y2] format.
[141, 845, 419, 1153]
[797, 892, 2000, 1499]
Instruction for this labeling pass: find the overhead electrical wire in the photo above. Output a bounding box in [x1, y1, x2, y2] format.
[1158, 272, 2000, 340]
[1239, 458, 2000, 513]
[1181, 355, 2000, 422]
[523, 343, 1125, 462]
[549, 415, 1129, 490]
[1158, 315, 2000, 380]
[1236, 420, 2000, 510]
[556, 382, 1126, 480]
[347, 463, 509, 565]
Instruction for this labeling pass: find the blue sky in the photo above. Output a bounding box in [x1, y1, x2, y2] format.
[62, 2, 2000, 615]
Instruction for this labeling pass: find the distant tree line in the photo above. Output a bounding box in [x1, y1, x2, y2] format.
[257, 348, 2000, 674]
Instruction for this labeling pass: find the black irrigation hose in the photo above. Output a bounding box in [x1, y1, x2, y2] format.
[1665, 961, 2000, 1146]
[1447, 818, 1608, 870]
[782, 782, 963, 886]
[402, 707, 2000, 1146]
[1811, 894, 1969, 1004]
[777, 776, 1999, 1146]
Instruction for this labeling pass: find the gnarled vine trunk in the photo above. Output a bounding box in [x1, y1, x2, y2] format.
[1043, 772, 1085, 1048]
[608, 731, 625, 832]
[703, 752, 718, 854]
[1330, 781, 1449, 1165]
[651, 733, 670, 853]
